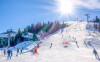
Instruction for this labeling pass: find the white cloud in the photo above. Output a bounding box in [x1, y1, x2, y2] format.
[72, 0, 100, 9]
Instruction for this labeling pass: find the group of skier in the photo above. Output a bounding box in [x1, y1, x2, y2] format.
[2, 42, 41, 60]
[3, 47, 23, 60]
[86, 41, 99, 59]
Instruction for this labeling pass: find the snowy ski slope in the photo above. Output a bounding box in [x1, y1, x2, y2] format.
[0, 21, 100, 62]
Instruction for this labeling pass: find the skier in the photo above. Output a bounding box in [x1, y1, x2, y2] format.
[20, 47, 23, 54]
[75, 41, 79, 48]
[61, 28, 64, 33]
[7, 49, 11, 60]
[10, 50, 13, 57]
[37, 43, 40, 48]
[88, 41, 92, 46]
[33, 48, 34, 54]
[34, 47, 38, 54]
[16, 48, 19, 57]
[49, 43, 52, 49]
[84, 40, 88, 47]
[4, 50, 6, 55]
[93, 48, 99, 59]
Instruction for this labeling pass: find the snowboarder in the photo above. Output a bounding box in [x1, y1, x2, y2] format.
[16, 48, 19, 56]
[93, 48, 99, 59]
[49, 43, 52, 49]
[7, 49, 11, 60]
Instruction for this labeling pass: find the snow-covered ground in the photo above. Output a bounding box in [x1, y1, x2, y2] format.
[0, 21, 100, 62]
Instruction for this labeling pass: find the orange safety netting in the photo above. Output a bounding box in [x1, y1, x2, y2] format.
[63, 42, 70, 45]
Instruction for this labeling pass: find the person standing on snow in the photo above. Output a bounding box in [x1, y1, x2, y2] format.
[4, 50, 6, 55]
[32, 48, 34, 54]
[34, 47, 38, 54]
[37, 43, 40, 48]
[49, 43, 52, 49]
[20, 47, 23, 54]
[10, 50, 13, 57]
[75, 41, 79, 48]
[88, 41, 92, 46]
[16, 48, 19, 57]
[7, 49, 11, 60]
[93, 48, 99, 59]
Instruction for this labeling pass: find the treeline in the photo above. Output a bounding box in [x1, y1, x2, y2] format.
[0, 21, 66, 48]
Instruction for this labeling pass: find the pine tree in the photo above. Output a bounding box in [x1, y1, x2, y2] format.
[33, 33, 38, 41]
[15, 28, 22, 44]
[30, 24, 34, 33]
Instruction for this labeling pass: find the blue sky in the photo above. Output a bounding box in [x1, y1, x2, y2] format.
[0, 0, 100, 33]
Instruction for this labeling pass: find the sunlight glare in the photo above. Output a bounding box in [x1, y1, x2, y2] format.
[56, 0, 74, 16]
